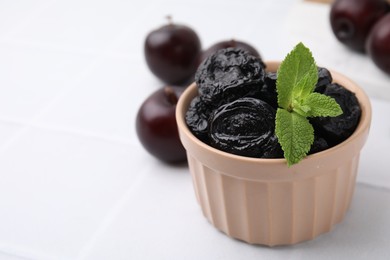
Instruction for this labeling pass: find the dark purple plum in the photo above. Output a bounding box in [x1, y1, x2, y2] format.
[144, 18, 201, 85]
[330, 0, 389, 52]
[366, 13, 390, 75]
[136, 86, 186, 163]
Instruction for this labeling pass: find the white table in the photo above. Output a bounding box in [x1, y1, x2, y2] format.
[1, 1, 389, 259]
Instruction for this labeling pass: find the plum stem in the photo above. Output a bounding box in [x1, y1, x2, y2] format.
[164, 86, 178, 105]
[230, 38, 237, 47]
[166, 15, 173, 25]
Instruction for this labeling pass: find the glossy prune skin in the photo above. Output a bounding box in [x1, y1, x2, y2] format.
[195, 48, 266, 104]
[185, 96, 215, 143]
[309, 135, 329, 155]
[310, 83, 361, 145]
[315, 67, 333, 93]
[259, 72, 278, 109]
[208, 97, 282, 158]
[199, 39, 261, 66]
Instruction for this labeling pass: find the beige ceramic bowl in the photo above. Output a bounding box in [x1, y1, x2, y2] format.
[176, 61, 371, 246]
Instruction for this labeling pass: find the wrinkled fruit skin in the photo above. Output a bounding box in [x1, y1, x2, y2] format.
[366, 14, 390, 75]
[309, 135, 329, 155]
[199, 39, 261, 66]
[330, 0, 389, 52]
[259, 72, 278, 109]
[144, 23, 201, 85]
[136, 86, 187, 163]
[185, 96, 216, 142]
[195, 48, 266, 104]
[311, 83, 361, 145]
[316, 67, 333, 92]
[209, 98, 282, 158]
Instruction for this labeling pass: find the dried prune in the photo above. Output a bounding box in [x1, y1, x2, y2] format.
[258, 72, 278, 109]
[315, 67, 333, 93]
[310, 83, 361, 145]
[309, 134, 329, 154]
[185, 96, 215, 143]
[208, 97, 282, 158]
[195, 48, 265, 104]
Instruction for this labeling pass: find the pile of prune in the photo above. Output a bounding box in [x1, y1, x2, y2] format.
[185, 48, 362, 159]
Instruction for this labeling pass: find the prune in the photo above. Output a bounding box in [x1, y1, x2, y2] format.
[208, 97, 282, 158]
[258, 72, 278, 109]
[315, 67, 333, 93]
[185, 96, 215, 143]
[195, 48, 266, 104]
[199, 39, 261, 65]
[309, 135, 329, 155]
[310, 83, 361, 145]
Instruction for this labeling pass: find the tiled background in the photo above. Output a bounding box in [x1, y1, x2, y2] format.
[0, 0, 389, 259]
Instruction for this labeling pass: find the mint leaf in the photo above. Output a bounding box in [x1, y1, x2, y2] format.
[303, 93, 343, 117]
[276, 42, 318, 110]
[275, 109, 314, 167]
[275, 42, 343, 166]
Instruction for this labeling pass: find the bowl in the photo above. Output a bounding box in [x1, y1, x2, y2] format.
[175, 61, 372, 246]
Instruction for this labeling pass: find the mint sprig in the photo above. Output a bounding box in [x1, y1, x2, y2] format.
[275, 43, 343, 166]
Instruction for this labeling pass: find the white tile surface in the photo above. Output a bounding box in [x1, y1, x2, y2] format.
[34, 57, 155, 146]
[79, 183, 390, 260]
[4, 0, 149, 54]
[0, 0, 389, 259]
[0, 252, 29, 260]
[359, 99, 390, 189]
[0, 127, 148, 259]
[0, 122, 22, 148]
[0, 0, 53, 39]
[0, 43, 93, 121]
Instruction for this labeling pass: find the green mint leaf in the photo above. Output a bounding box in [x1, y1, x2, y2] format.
[303, 92, 343, 117]
[276, 42, 318, 110]
[292, 66, 317, 101]
[275, 109, 314, 167]
[275, 42, 344, 166]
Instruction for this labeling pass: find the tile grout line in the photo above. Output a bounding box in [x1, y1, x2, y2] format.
[1, 0, 59, 41]
[0, 38, 136, 61]
[0, 2, 162, 259]
[0, 242, 71, 260]
[21, 0, 159, 125]
[0, 1, 62, 154]
[74, 3, 166, 258]
[0, 54, 101, 153]
[0, 6, 148, 154]
[0, 0, 164, 154]
[356, 181, 390, 193]
[75, 165, 154, 260]
[0, 116, 139, 147]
